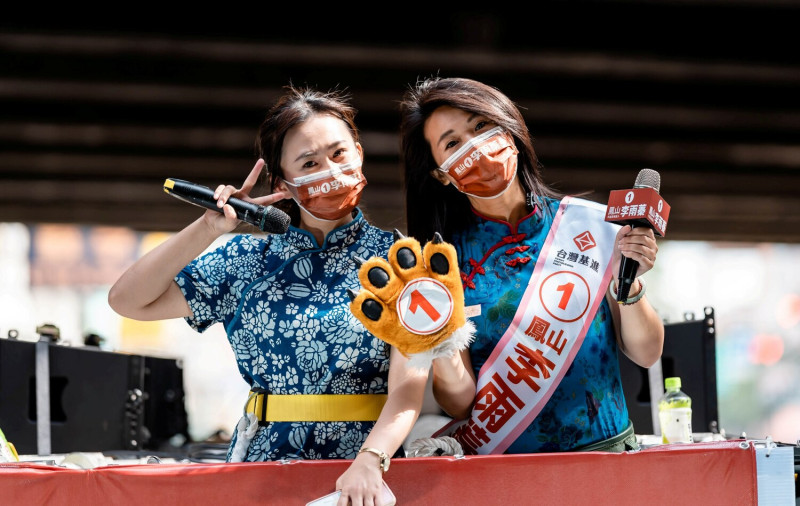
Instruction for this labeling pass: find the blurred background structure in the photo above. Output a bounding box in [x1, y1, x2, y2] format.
[1, 4, 799, 447]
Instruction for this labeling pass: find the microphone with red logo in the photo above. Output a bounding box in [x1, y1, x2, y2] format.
[604, 168, 670, 302]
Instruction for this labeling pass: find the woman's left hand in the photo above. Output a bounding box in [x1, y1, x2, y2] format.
[611, 225, 659, 278]
[335, 454, 384, 506]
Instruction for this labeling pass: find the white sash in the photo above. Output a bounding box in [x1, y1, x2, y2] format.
[449, 196, 620, 454]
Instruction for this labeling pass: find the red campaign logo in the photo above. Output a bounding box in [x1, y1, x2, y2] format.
[396, 278, 454, 335]
[573, 231, 596, 252]
[408, 290, 442, 322]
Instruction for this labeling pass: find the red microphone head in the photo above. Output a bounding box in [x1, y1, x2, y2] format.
[605, 168, 670, 236]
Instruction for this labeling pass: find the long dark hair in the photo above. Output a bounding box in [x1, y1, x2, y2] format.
[399, 76, 560, 242]
[256, 84, 360, 225]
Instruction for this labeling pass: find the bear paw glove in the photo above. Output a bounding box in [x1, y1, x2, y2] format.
[348, 230, 475, 370]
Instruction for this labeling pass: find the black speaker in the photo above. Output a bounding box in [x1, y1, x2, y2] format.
[0, 338, 188, 455]
[618, 306, 719, 435]
[142, 354, 189, 451]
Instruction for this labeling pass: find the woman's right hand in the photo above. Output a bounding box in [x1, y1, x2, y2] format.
[108, 159, 289, 321]
[334, 453, 385, 506]
[205, 158, 290, 235]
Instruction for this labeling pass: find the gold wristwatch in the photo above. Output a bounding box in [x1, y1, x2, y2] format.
[358, 447, 390, 473]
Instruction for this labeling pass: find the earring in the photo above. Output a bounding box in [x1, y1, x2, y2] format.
[526, 192, 536, 209]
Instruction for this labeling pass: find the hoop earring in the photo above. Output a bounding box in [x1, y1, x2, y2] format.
[526, 192, 536, 210]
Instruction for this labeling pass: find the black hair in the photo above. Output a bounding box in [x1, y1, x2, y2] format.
[399, 76, 561, 241]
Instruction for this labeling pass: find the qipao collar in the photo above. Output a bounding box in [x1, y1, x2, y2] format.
[284, 208, 366, 251]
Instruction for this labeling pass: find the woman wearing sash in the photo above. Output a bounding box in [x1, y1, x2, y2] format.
[109, 84, 429, 504]
[373, 76, 664, 455]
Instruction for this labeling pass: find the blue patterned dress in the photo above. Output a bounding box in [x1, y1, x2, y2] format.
[175, 209, 394, 461]
[451, 197, 630, 453]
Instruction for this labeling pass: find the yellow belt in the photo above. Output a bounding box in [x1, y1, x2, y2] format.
[245, 391, 387, 423]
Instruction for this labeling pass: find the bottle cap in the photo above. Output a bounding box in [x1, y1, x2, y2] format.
[665, 377, 681, 390]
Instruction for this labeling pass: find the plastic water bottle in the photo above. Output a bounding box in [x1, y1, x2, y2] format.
[0, 427, 18, 462]
[658, 377, 692, 444]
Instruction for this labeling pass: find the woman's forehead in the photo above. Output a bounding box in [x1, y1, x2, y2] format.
[282, 114, 354, 157]
[424, 106, 473, 143]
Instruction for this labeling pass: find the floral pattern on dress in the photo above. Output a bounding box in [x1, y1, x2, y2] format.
[175, 209, 394, 461]
[451, 197, 630, 453]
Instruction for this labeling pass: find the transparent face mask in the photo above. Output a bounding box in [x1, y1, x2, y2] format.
[281, 160, 367, 222]
[438, 126, 507, 174]
[436, 126, 519, 199]
[283, 160, 363, 192]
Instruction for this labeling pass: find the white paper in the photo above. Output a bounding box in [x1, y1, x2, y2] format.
[755, 445, 794, 505]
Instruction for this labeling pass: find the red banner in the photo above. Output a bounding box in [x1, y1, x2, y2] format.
[0, 441, 758, 505]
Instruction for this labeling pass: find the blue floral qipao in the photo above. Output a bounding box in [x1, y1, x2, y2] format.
[175, 209, 393, 461]
[452, 197, 630, 453]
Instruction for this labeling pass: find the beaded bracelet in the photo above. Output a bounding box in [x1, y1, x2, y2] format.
[609, 277, 647, 306]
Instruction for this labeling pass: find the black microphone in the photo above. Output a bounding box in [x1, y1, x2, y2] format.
[163, 178, 291, 234]
[604, 168, 670, 302]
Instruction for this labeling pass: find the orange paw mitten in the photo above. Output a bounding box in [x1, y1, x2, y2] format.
[348, 230, 475, 369]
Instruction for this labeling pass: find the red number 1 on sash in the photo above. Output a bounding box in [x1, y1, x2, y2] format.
[556, 282, 574, 310]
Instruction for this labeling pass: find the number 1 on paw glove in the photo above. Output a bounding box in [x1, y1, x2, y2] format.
[348, 230, 475, 369]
